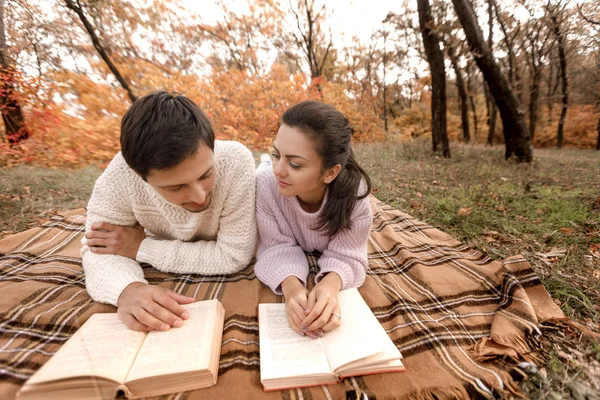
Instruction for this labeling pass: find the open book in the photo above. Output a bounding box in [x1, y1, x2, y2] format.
[259, 288, 405, 391]
[17, 299, 225, 399]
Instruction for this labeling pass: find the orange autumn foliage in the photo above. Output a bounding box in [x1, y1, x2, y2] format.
[2, 59, 597, 168]
[0, 64, 385, 168]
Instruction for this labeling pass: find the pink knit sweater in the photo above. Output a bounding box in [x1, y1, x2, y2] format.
[254, 168, 372, 294]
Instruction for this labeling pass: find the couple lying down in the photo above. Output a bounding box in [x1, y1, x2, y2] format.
[82, 91, 372, 340]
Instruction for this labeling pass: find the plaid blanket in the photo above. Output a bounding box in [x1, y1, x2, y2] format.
[0, 196, 564, 399]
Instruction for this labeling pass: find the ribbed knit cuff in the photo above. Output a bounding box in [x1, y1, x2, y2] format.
[275, 273, 308, 296]
[109, 277, 148, 307]
[262, 265, 308, 295]
[316, 262, 357, 291]
[136, 238, 166, 266]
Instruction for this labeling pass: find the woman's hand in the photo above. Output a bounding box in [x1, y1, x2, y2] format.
[281, 276, 311, 336]
[301, 272, 343, 334]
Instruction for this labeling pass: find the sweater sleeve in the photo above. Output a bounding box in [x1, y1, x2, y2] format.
[81, 154, 148, 307]
[135, 145, 257, 275]
[254, 170, 309, 295]
[315, 195, 372, 290]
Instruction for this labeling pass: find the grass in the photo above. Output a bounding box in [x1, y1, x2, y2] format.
[0, 166, 101, 236]
[1, 139, 599, 398]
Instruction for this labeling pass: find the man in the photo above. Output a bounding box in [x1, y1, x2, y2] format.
[82, 91, 256, 332]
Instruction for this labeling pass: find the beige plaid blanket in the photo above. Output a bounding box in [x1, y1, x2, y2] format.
[0, 196, 564, 399]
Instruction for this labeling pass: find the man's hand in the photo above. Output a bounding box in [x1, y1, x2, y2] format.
[281, 276, 313, 337]
[301, 272, 342, 334]
[85, 222, 146, 259]
[117, 282, 196, 332]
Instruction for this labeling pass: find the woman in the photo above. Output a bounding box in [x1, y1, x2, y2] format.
[255, 100, 372, 338]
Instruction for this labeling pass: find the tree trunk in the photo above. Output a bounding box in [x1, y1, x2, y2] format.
[597, 101, 600, 151]
[486, 89, 498, 146]
[382, 31, 388, 132]
[452, 0, 532, 161]
[529, 68, 542, 139]
[550, 10, 568, 149]
[447, 44, 470, 143]
[484, 86, 492, 145]
[485, 0, 498, 147]
[64, 0, 137, 103]
[546, 60, 555, 124]
[0, 0, 29, 144]
[493, 0, 522, 102]
[417, 0, 450, 157]
[597, 114, 600, 151]
[466, 64, 478, 140]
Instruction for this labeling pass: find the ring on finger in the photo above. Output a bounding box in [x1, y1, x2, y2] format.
[331, 312, 341, 320]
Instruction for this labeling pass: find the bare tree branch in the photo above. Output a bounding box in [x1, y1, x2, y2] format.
[577, 4, 600, 26]
[64, 0, 137, 103]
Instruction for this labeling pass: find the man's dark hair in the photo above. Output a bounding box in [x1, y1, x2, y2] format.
[120, 91, 215, 179]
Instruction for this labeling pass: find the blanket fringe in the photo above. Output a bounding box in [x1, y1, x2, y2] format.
[491, 331, 532, 356]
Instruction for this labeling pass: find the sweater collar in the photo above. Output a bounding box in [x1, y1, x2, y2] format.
[290, 186, 330, 217]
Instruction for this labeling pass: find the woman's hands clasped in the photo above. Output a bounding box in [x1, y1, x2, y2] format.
[281, 273, 342, 338]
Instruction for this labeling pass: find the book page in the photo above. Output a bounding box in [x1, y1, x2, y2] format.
[27, 314, 146, 385]
[124, 300, 217, 383]
[321, 288, 401, 373]
[259, 304, 332, 380]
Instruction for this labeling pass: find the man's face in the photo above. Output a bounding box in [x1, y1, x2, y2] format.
[145, 144, 216, 212]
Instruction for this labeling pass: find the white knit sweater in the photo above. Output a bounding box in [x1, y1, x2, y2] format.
[81, 140, 257, 306]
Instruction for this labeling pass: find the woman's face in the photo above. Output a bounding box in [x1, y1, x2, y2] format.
[272, 124, 339, 206]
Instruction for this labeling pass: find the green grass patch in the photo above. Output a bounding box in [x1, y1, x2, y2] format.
[0, 166, 102, 237]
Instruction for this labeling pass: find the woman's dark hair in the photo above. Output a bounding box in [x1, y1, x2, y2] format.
[281, 100, 372, 236]
[120, 91, 215, 179]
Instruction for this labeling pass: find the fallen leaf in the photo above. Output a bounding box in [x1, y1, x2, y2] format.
[482, 230, 499, 237]
[483, 236, 496, 243]
[457, 207, 472, 217]
[416, 192, 423, 198]
[590, 244, 600, 258]
[535, 247, 567, 262]
[560, 227, 573, 236]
